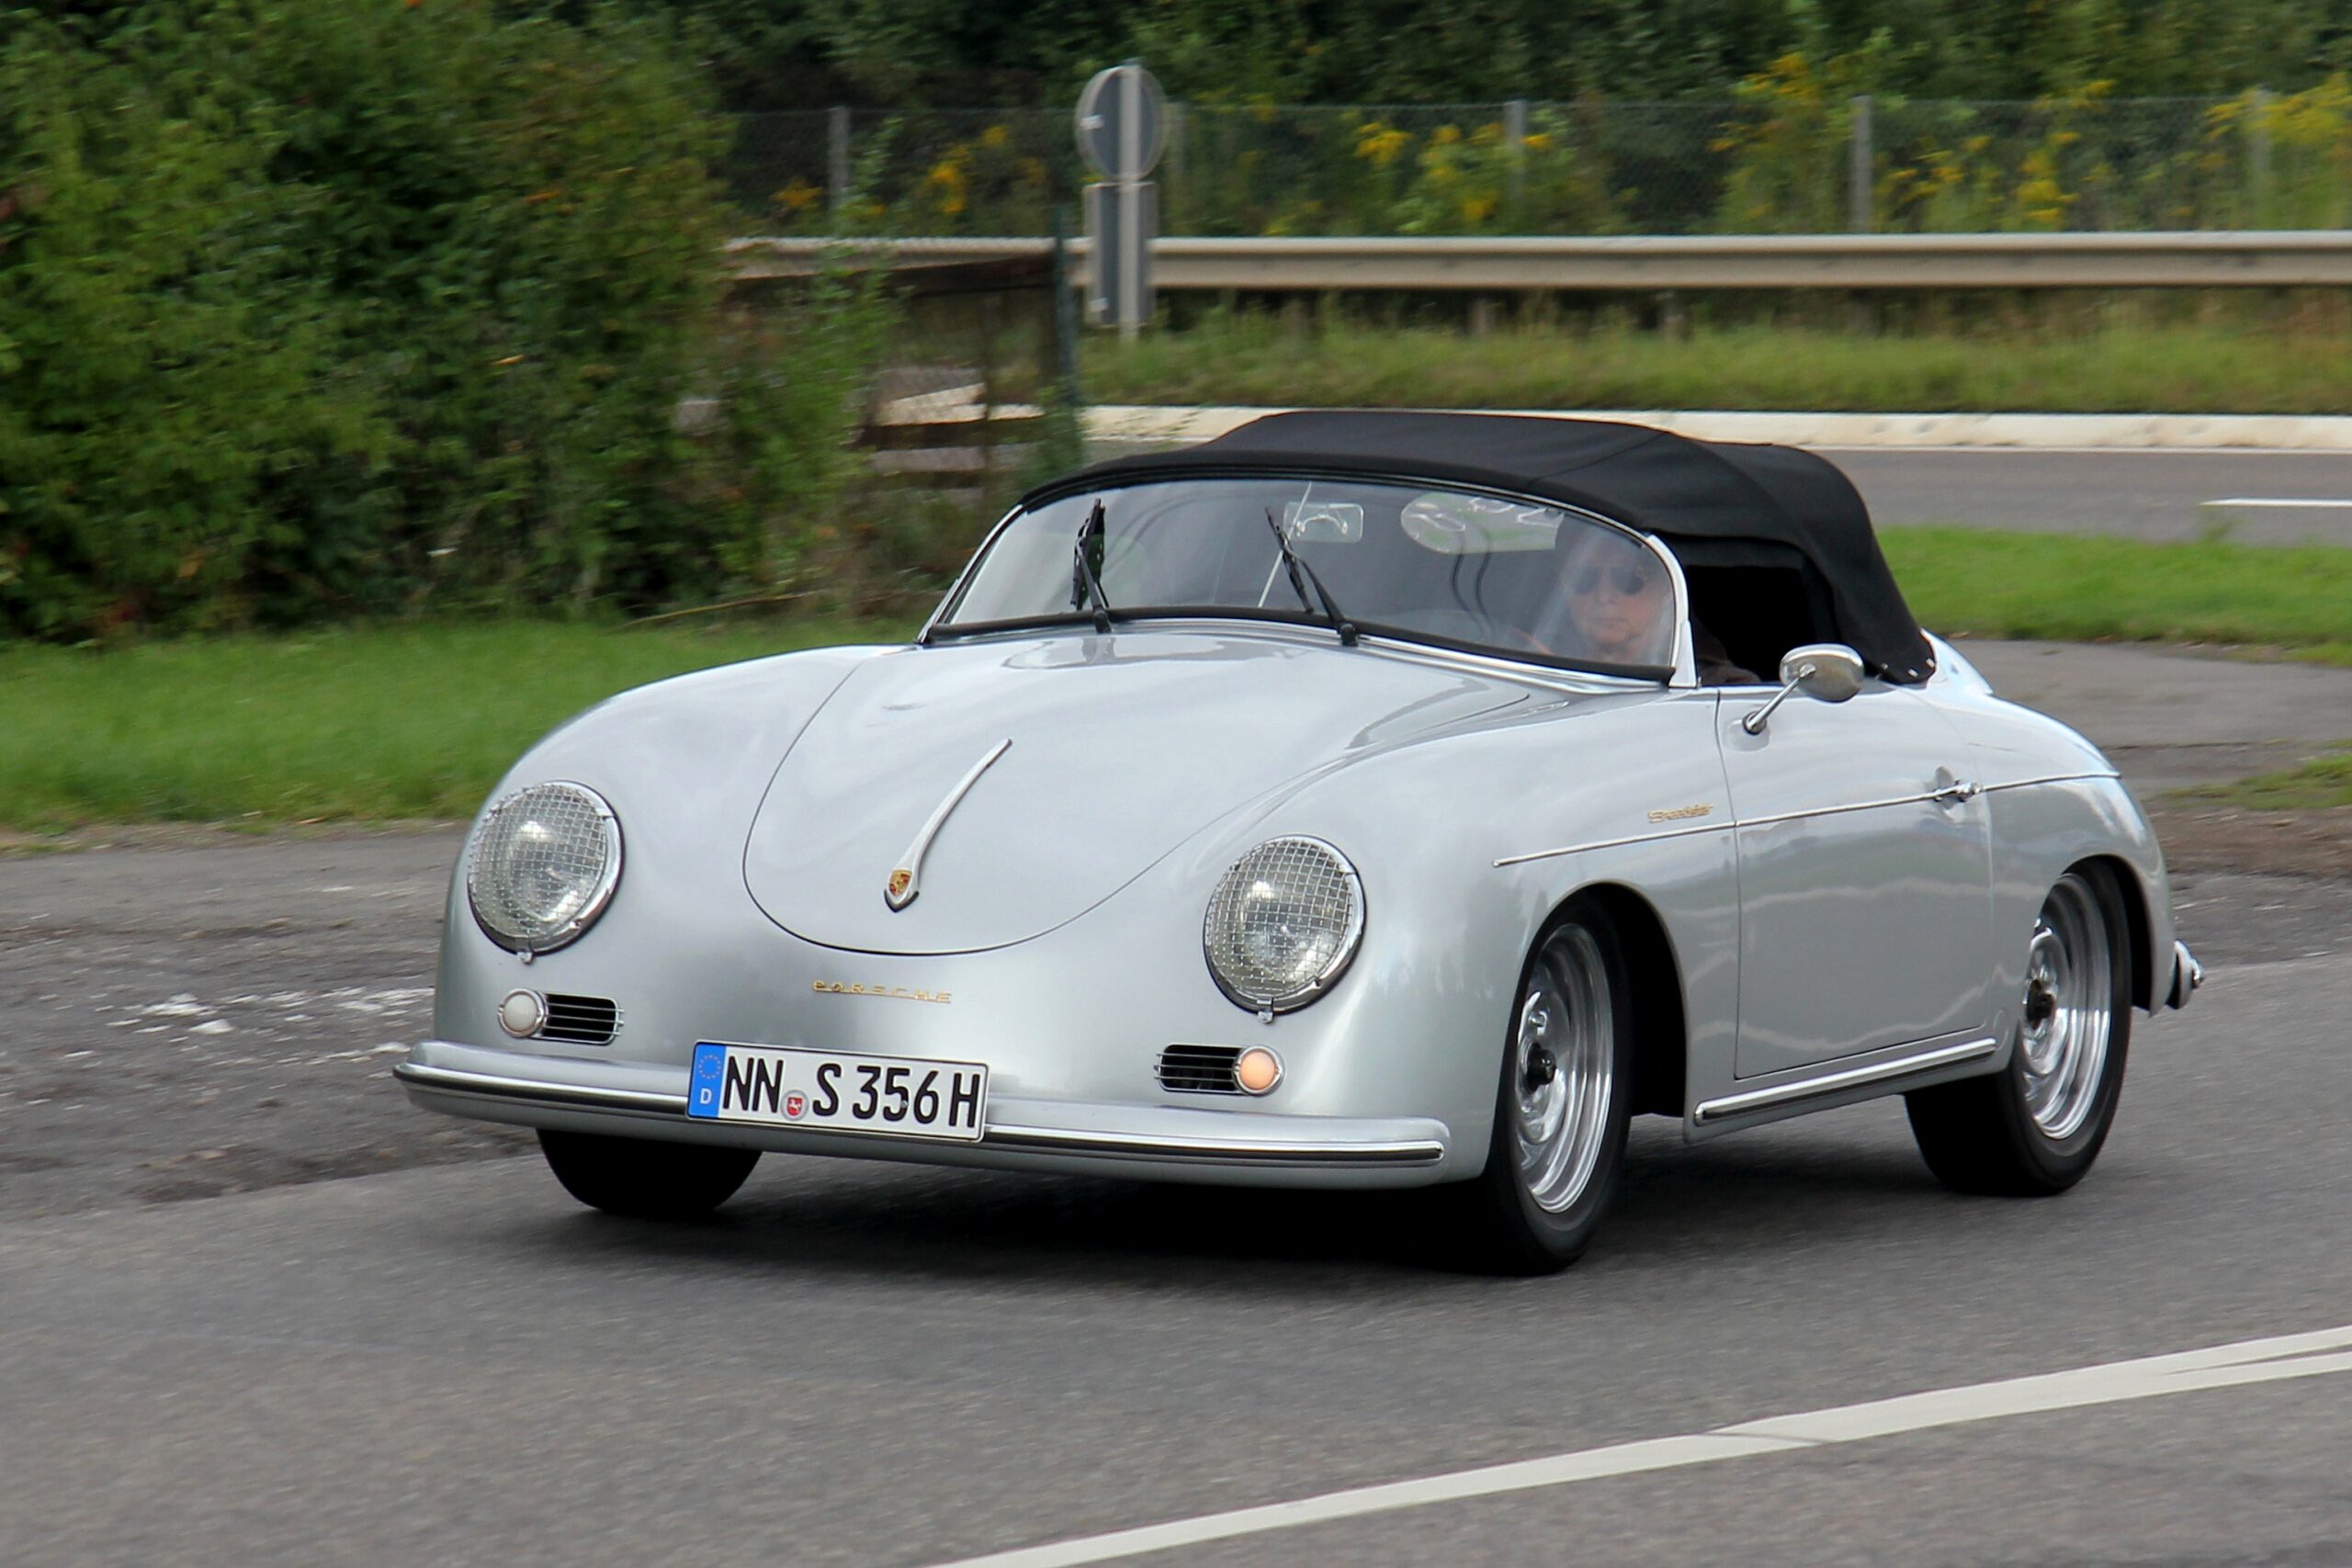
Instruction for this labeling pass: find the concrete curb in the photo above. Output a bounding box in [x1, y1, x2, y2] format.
[1084, 405, 2352, 452]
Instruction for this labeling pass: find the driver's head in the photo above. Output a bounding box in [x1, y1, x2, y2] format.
[1555, 535, 1671, 665]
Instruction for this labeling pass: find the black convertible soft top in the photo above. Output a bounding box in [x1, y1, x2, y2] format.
[1046, 410, 1935, 683]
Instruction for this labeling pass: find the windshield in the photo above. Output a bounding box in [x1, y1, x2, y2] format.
[936, 477, 1679, 674]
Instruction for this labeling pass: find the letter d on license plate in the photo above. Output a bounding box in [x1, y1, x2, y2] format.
[687, 1043, 988, 1142]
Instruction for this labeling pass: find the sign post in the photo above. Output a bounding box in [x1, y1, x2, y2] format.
[1076, 61, 1167, 339]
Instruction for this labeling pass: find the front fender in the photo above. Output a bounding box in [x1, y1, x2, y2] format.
[432, 644, 890, 1042]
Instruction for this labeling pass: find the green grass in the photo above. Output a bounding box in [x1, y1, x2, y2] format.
[0, 617, 910, 830]
[1881, 529, 2352, 661]
[6, 527, 2349, 829]
[2191, 747, 2352, 809]
[1085, 318, 2352, 414]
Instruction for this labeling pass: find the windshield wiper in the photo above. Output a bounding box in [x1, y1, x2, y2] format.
[1070, 497, 1114, 634]
[1263, 508, 1358, 647]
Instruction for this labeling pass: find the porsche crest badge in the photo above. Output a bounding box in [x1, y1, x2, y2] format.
[882, 739, 1012, 913]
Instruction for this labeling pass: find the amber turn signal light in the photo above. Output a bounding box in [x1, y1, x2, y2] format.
[1236, 1046, 1283, 1095]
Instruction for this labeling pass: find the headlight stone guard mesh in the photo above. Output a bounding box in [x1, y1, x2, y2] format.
[1202, 836, 1364, 1011]
[466, 783, 622, 953]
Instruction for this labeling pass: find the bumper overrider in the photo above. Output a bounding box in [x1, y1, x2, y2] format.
[2166, 939, 2205, 1010]
[395, 1040, 1453, 1188]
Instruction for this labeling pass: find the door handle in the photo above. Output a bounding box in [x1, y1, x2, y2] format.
[1928, 778, 1981, 805]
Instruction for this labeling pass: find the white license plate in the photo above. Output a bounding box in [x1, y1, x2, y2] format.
[686, 1043, 988, 1142]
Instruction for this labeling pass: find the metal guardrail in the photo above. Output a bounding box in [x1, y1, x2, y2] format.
[727, 231, 2352, 289]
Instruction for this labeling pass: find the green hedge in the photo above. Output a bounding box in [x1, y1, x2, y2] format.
[0, 1, 885, 638]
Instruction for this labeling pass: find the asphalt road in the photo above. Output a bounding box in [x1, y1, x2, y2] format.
[1799, 447, 2352, 545]
[4, 641, 2349, 1566]
[3, 953, 2346, 1567]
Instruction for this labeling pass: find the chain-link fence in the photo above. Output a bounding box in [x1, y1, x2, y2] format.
[725, 87, 2352, 236]
[728, 108, 1075, 235]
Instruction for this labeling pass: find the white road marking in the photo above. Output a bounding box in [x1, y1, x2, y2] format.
[2204, 496, 2352, 508]
[1810, 447, 2352, 458]
[924, 1324, 2352, 1568]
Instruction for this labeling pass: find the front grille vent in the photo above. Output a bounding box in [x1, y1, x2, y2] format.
[539, 994, 620, 1045]
[1158, 1044, 1243, 1094]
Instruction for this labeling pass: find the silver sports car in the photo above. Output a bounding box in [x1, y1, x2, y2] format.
[399, 411, 2201, 1271]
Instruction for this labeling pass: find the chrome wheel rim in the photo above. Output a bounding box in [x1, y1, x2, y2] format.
[1511, 925, 1616, 1213]
[2018, 873, 2113, 1140]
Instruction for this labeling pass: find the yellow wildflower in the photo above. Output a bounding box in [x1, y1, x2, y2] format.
[924, 156, 968, 216]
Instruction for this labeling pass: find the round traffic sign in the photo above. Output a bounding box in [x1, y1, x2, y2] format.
[1076, 62, 1167, 181]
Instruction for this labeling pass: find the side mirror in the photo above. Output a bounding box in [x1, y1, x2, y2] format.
[1742, 643, 1866, 734]
[1781, 643, 1864, 704]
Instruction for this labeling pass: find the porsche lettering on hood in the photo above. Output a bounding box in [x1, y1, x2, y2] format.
[741, 631, 1537, 955]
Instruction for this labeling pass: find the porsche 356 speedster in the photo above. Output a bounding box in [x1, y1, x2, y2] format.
[398, 411, 2201, 1271]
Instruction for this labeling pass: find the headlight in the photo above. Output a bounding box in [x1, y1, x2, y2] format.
[466, 782, 623, 953]
[1202, 836, 1365, 1012]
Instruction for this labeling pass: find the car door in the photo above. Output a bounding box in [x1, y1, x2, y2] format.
[1718, 680, 1995, 1078]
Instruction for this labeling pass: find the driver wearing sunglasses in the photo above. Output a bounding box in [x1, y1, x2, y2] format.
[1548, 537, 1756, 685]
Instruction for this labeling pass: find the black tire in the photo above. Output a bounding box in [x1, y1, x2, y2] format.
[537, 1129, 760, 1219]
[1905, 864, 2134, 1196]
[1439, 903, 1637, 1275]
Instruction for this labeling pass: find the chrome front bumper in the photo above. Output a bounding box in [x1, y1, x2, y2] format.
[2167, 940, 2205, 1010]
[395, 1041, 1454, 1187]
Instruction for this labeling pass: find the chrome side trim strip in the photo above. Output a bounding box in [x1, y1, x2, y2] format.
[1496, 774, 2004, 869]
[1494, 784, 1954, 868]
[1495, 819, 1729, 868]
[1496, 773, 2123, 869]
[984, 1123, 1447, 1166]
[1982, 771, 2120, 793]
[392, 1060, 687, 1114]
[1737, 786, 1958, 829]
[1694, 1035, 2000, 1124]
[886, 738, 1012, 910]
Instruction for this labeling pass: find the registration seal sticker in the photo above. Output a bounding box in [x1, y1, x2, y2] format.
[784, 1089, 808, 1119]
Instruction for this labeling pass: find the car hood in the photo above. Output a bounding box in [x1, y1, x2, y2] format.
[743, 630, 1539, 954]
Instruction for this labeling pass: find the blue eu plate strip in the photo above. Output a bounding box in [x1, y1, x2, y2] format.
[687, 1042, 726, 1118]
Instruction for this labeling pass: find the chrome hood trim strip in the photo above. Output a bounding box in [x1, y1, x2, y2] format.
[885, 738, 1012, 911]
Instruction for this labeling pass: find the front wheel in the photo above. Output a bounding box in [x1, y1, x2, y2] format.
[538, 1129, 760, 1219]
[1439, 906, 1635, 1274]
[1905, 865, 2134, 1196]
